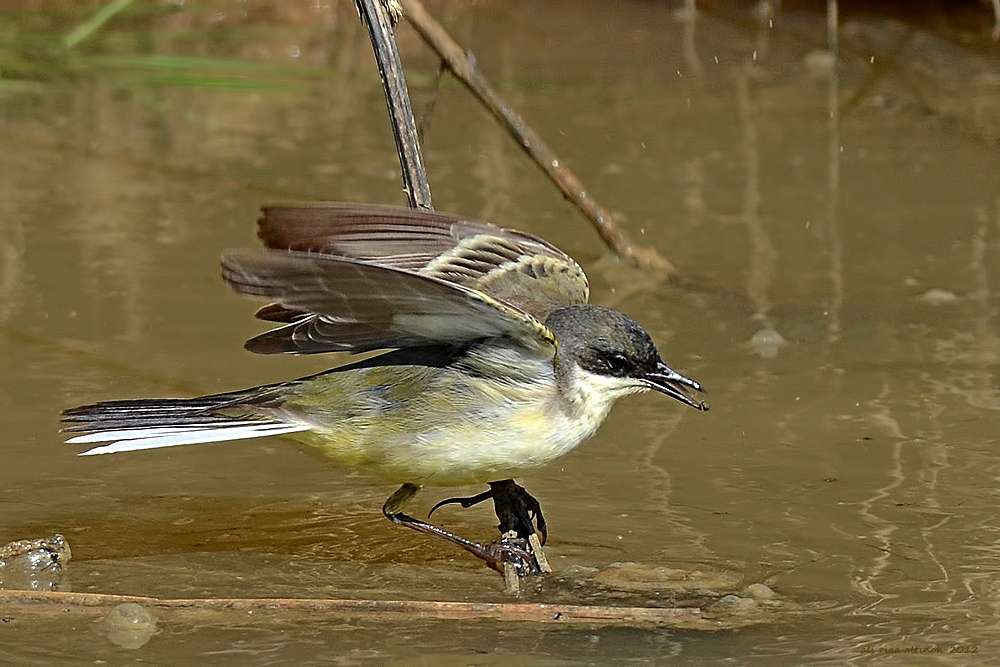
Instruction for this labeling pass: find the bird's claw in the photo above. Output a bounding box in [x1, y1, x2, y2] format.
[479, 536, 542, 576]
[428, 479, 547, 545]
[389, 479, 549, 579]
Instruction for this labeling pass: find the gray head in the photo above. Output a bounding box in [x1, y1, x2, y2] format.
[545, 304, 708, 410]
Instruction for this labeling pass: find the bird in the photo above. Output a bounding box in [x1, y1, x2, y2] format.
[62, 202, 708, 575]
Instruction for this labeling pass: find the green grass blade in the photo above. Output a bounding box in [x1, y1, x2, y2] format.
[63, 0, 134, 51]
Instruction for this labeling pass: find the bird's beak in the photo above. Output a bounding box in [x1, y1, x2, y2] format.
[642, 361, 709, 411]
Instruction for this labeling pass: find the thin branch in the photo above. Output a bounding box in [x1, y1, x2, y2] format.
[355, 0, 433, 209]
[397, 0, 677, 276]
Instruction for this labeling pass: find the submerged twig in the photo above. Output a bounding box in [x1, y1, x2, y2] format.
[499, 530, 552, 595]
[0, 589, 727, 629]
[397, 0, 677, 276]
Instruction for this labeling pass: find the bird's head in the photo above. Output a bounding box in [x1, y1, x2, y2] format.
[546, 305, 708, 411]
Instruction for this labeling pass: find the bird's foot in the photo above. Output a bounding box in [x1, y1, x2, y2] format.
[383, 511, 541, 576]
[384, 481, 549, 579]
[429, 479, 547, 546]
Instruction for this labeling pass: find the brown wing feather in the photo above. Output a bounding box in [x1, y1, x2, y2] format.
[221, 249, 555, 355]
[258, 203, 486, 271]
[256, 203, 589, 319]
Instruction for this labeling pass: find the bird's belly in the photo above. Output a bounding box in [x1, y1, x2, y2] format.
[291, 397, 601, 487]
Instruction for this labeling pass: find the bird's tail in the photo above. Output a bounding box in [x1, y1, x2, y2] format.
[62, 386, 309, 456]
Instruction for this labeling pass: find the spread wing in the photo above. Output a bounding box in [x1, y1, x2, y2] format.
[232, 202, 590, 355]
[256, 203, 589, 319]
[221, 249, 556, 355]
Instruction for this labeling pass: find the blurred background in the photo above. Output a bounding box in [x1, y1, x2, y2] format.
[1, 0, 999, 662]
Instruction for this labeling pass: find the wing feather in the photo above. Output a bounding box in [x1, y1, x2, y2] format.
[256, 203, 589, 317]
[221, 249, 555, 355]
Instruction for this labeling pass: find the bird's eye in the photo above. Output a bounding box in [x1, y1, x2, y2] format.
[603, 351, 631, 376]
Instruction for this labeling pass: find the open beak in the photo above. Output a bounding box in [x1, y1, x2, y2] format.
[642, 361, 709, 411]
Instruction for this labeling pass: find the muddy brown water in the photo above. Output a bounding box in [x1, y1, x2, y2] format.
[1, 1, 999, 663]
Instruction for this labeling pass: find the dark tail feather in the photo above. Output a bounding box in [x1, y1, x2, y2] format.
[62, 395, 249, 433]
[62, 387, 308, 456]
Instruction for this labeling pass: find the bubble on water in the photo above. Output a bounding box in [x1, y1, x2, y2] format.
[101, 603, 159, 649]
[747, 327, 787, 359]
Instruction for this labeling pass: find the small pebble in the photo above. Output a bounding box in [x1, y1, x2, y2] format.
[712, 594, 759, 613]
[743, 583, 776, 600]
[0, 534, 71, 591]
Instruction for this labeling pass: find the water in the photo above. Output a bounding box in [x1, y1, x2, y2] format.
[1, 1, 999, 663]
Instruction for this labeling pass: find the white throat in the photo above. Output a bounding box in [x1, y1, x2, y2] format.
[558, 364, 648, 435]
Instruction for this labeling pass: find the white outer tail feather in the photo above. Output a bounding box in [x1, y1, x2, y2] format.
[69, 422, 310, 456]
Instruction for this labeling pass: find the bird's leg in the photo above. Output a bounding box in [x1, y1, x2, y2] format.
[490, 479, 548, 545]
[425, 479, 551, 581]
[429, 479, 547, 545]
[490, 479, 551, 578]
[382, 483, 540, 576]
